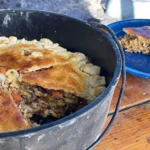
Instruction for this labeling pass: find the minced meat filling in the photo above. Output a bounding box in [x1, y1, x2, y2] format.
[19, 84, 87, 120]
[120, 35, 150, 54]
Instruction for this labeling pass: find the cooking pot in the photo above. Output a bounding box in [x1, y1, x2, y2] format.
[0, 10, 125, 150]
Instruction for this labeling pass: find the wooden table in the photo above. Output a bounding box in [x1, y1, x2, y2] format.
[94, 73, 150, 150]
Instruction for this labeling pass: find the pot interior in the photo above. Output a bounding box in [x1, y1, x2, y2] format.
[0, 10, 117, 124]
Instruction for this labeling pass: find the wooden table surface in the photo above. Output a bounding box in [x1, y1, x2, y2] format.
[94, 73, 150, 150]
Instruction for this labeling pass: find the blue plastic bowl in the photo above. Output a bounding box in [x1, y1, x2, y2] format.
[108, 19, 150, 78]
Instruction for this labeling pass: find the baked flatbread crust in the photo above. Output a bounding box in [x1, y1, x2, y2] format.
[0, 41, 69, 73]
[123, 26, 150, 40]
[0, 36, 106, 132]
[0, 91, 31, 132]
[21, 63, 105, 100]
[0, 36, 105, 100]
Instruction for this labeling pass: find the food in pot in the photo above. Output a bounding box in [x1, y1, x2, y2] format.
[0, 36, 106, 132]
[120, 26, 150, 54]
[0, 90, 31, 132]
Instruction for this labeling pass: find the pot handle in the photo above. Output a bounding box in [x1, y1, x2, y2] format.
[86, 18, 126, 150]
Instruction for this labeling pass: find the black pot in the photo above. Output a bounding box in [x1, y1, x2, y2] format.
[0, 10, 125, 150]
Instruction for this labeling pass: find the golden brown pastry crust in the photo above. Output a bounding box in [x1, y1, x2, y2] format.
[0, 36, 106, 132]
[0, 91, 31, 132]
[0, 36, 105, 101]
[21, 63, 105, 100]
[0, 43, 69, 73]
[123, 26, 150, 40]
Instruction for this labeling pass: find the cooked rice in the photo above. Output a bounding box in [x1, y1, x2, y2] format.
[120, 34, 150, 54]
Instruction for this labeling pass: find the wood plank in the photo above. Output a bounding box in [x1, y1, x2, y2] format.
[110, 73, 150, 112]
[94, 102, 150, 150]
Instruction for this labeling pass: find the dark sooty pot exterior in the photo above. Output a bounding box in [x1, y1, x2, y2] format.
[0, 10, 121, 150]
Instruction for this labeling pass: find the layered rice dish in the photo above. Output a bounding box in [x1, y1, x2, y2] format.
[0, 37, 106, 132]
